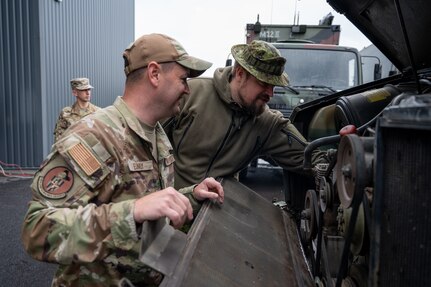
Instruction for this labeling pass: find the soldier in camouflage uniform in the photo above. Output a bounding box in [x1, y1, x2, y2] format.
[164, 40, 328, 189]
[21, 33, 223, 287]
[53, 77, 101, 142]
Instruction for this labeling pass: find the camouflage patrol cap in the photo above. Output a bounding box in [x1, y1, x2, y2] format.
[123, 33, 212, 77]
[231, 40, 289, 86]
[70, 78, 94, 90]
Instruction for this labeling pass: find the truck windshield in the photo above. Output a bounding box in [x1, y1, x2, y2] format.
[278, 48, 360, 91]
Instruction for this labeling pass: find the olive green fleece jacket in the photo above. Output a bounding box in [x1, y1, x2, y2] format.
[166, 66, 325, 189]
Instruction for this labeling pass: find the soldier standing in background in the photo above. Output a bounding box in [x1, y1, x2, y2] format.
[21, 33, 223, 286]
[53, 77, 100, 142]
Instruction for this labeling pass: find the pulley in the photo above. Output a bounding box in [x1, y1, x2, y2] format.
[336, 134, 368, 208]
[300, 190, 318, 242]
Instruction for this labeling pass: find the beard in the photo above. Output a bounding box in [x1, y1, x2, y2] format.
[237, 92, 268, 116]
[246, 101, 266, 116]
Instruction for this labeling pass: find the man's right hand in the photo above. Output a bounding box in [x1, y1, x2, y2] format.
[133, 187, 193, 229]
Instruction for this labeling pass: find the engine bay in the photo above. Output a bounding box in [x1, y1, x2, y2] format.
[290, 76, 431, 286]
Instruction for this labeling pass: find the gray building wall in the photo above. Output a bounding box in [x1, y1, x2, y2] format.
[1, 0, 134, 168]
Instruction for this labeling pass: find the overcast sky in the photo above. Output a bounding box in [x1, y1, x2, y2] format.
[135, 0, 371, 77]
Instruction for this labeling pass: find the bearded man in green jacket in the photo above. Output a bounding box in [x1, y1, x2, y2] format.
[165, 40, 327, 190]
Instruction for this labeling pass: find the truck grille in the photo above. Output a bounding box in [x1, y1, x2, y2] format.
[371, 114, 431, 286]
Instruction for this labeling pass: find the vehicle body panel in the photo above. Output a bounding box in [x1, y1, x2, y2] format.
[246, 22, 340, 45]
[148, 178, 314, 287]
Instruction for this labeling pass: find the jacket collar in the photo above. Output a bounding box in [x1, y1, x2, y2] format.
[113, 97, 172, 158]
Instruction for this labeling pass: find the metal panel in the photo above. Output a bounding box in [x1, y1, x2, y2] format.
[0, 0, 42, 167]
[148, 178, 314, 287]
[0, 0, 134, 168]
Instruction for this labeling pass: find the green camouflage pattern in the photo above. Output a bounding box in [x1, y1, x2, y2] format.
[54, 102, 100, 142]
[70, 77, 94, 90]
[22, 97, 181, 286]
[231, 40, 289, 87]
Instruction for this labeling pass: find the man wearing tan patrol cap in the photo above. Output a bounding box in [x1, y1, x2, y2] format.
[22, 33, 223, 286]
[164, 40, 329, 190]
[53, 77, 100, 142]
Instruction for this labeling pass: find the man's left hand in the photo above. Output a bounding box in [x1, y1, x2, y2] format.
[193, 177, 224, 204]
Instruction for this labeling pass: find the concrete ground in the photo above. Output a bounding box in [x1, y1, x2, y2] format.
[0, 175, 57, 286]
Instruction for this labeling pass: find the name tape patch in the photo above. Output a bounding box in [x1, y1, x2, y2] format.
[128, 160, 153, 171]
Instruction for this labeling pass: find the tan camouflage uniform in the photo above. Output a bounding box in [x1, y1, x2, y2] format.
[22, 97, 196, 287]
[54, 101, 100, 142]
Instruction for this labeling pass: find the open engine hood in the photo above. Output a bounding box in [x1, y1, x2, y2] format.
[327, 0, 431, 74]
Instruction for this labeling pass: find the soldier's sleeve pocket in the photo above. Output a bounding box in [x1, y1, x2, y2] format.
[55, 133, 111, 189]
[164, 154, 175, 166]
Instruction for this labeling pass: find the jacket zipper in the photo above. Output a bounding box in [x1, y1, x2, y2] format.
[236, 136, 261, 172]
[282, 129, 307, 147]
[205, 113, 235, 177]
[176, 116, 194, 152]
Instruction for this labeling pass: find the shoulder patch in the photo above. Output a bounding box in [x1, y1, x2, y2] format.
[68, 142, 101, 176]
[38, 167, 74, 199]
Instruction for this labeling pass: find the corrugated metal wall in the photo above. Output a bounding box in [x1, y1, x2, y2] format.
[1, 0, 42, 168]
[1, 0, 134, 168]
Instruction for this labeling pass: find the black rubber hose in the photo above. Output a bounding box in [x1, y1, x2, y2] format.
[303, 134, 340, 170]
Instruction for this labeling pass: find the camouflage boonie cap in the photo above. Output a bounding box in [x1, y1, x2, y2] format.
[231, 40, 289, 87]
[123, 33, 212, 78]
[70, 78, 94, 90]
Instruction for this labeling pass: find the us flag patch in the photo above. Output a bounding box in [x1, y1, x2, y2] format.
[68, 143, 101, 176]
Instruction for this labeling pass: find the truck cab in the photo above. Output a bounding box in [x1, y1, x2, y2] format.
[245, 17, 371, 119]
[270, 43, 362, 118]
